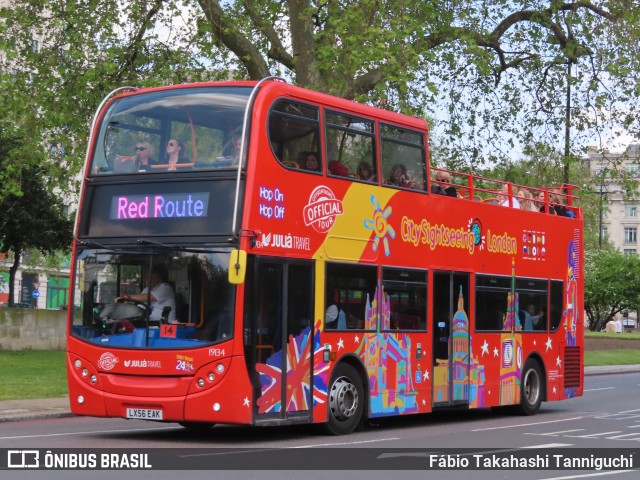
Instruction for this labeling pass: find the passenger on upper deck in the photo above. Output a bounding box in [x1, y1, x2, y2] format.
[303, 152, 321, 172]
[328, 159, 350, 177]
[165, 138, 188, 170]
[551, 188, 573, 217]
[387, 163, 412, 188]
[135, 141, 156, 171]
[537, 190, 556, 214]
[430, 170, 457, 197]
[356, 161, 376, 182]
[498, 184, 520, 208]
[517, 188, 538, 212]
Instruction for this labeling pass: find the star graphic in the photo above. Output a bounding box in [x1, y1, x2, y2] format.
[422, 399, 426, 406]
[553, 386, 557, 394]
[481, 340, 489, 356]
[354, 335, 360, 344]
[493, 347, 499, 357]
[423, 370, 430, 381]
[556, 356, 562, 367]
[545, 337, 553, 351]
[243, 396, 250, 407]
[337, 338, 344, 350]
[533, 340, 537, 346]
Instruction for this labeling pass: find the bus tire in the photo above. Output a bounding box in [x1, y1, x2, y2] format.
[323, 363, 365, 435]
[518, 358, 543, 416]
[178, 421, 215, 431]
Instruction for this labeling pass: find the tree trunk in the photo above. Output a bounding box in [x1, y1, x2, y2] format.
[8, 249, 21, 307]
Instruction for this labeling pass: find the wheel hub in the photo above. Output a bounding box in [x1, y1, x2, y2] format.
[329, 377, 359, 421]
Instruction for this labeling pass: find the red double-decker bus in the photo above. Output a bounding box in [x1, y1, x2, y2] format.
[67, 78, 583, 434]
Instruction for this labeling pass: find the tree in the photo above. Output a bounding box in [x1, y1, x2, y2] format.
[1, 1, 639, 187]
[0, 122, 73, 306]
[583, 248, 640, 331]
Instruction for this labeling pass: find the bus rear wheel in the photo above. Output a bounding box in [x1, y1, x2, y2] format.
[323, 363, 365, 435]
[518, 359, 543, 415]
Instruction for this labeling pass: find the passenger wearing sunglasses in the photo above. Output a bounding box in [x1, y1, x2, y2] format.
[165, 138, 187, 170]
[134, 141, 156, 171]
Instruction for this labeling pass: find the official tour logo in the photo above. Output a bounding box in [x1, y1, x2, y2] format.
[303, 185, 344, 233]
[98, 352, 119, 371]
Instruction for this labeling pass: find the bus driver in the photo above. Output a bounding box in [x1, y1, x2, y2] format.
[119, 267, 176, 323]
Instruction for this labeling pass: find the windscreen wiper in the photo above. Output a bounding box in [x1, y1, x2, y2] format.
[136, 237, 230, 254]
[77, 239, 115, 251]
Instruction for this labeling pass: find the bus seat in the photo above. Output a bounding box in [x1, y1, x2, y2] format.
[282, 161, 299, 169]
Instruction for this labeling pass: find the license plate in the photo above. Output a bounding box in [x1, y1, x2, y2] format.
[126, 408, 163, 420]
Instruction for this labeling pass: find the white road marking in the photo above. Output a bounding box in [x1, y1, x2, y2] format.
[584, 387, 615, 392]
[521, 443, 574, 448]
[471, 416, 584, 431]
[564, 431, 622, 438]
[293, 437, 401, 448]
[0, 425, 176, 440]
[606, 432, 640, 440]
[525, 429, 585, 436]
[619, 408, 640, 413]
[181, 437, 402, 458]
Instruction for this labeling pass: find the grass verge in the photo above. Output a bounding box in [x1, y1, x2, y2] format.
[585, 331, 640, 340]
[585, 349, 640, 366]
[0, 350, 67, 401]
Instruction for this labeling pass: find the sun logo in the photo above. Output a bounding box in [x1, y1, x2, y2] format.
[364, 194, 395, 256]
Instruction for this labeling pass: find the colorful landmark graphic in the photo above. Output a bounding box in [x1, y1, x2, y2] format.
[564, 240, 578, 347]
[356, 284, 420, 417]
[255, 242, 579, 416]
[434, 287, 485, 406]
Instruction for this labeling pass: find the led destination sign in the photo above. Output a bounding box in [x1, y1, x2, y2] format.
[110, 193, 210, 220]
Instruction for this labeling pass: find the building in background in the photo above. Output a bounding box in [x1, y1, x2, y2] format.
[584, 143, 640, 255]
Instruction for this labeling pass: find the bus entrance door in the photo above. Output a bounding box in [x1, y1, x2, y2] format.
[250, 260, 314, 423]
[432, 271, 470, 407]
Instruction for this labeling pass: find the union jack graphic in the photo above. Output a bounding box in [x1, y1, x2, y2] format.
[256, 321, 328, 414]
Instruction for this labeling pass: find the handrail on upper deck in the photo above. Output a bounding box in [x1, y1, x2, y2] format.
[429, 166, 580, 216]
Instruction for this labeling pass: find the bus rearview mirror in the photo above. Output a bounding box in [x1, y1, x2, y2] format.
[228, 249, 247, 284]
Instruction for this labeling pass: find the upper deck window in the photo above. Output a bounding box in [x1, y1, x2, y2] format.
[91, 87, 252, 175]
[325, 111, 376, 181]
[380, 124, 425, 191]
[268, 100, 321, 172]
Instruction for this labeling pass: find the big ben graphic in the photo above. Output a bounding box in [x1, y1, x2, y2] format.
[451, 286, 470, 402]
[500, 259, 522, 405]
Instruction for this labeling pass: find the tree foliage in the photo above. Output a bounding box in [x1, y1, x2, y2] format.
[0, 120, 73, 306]
[1, 1, 639, 188]
[583, 248, 640, 331]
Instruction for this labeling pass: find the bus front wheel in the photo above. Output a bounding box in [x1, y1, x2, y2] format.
[324, 363, 365, 435]
[518, 359, 543, 415]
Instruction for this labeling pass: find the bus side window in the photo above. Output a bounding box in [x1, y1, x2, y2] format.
[325, 110, 375, 181]
[325, 262, 377, 331]
[380, 124, 426, 191]
[475, 274, 511, 331]
[268, 100, 321, 172]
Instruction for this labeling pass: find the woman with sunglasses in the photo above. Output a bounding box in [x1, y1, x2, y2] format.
[134, 141, 156, 171]
[165, 137, 187, 170]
